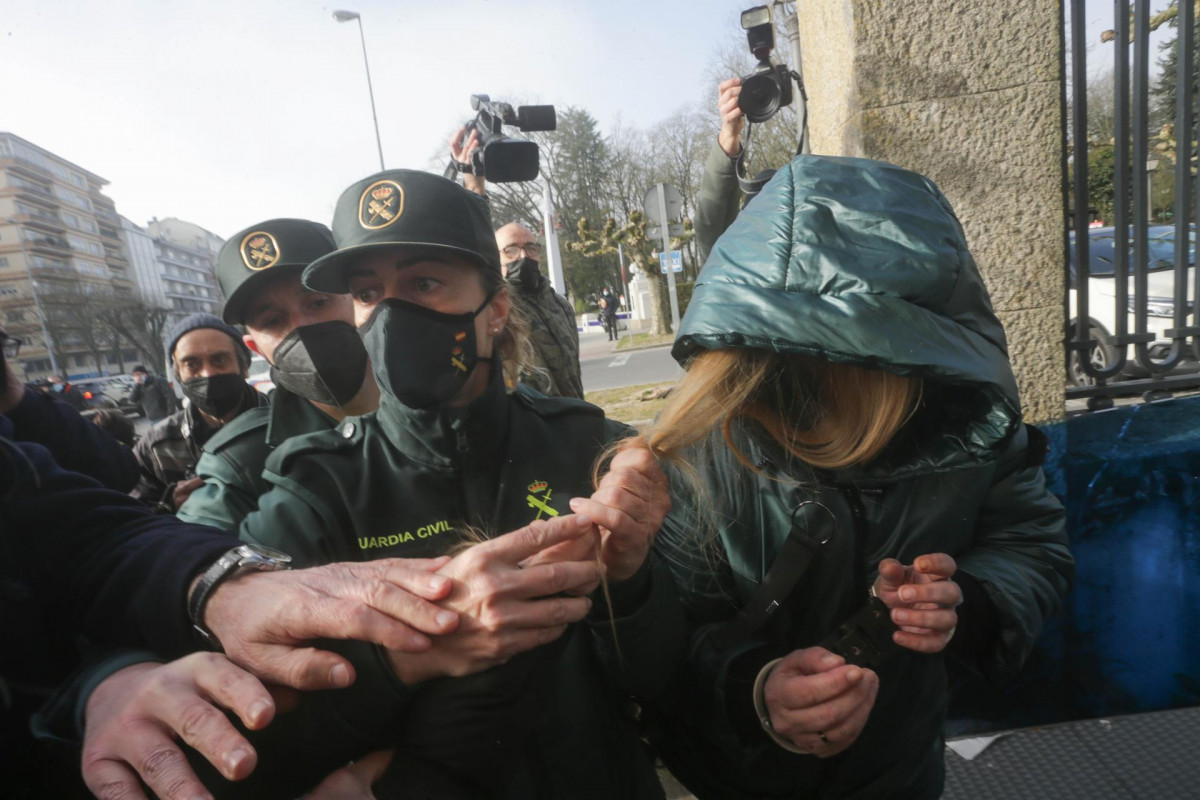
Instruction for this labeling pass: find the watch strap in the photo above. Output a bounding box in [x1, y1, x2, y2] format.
[187, 545, 289, 650]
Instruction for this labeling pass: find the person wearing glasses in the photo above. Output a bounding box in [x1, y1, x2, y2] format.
[603, 156, 1073, 800]
[493, 223, 583, 398]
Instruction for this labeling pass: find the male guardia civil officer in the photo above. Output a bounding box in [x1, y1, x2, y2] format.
[177, 219, 379, 530]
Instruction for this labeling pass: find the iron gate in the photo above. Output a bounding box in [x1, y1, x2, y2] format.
[1065, 0, 1199, 408]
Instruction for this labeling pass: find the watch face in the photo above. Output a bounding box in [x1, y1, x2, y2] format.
[240, 543, 293, 566]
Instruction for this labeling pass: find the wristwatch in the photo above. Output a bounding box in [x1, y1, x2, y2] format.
[187, 543, 292, 650]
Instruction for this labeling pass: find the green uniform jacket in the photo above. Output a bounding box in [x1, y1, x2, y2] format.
[199, 376, 667, 800]
[177, 386, 335, 530]
[607, 156, 1074, 799]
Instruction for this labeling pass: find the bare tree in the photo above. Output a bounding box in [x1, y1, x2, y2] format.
[648, 108, 713, 279]
[570, 212, 693, 336]
[94, 293, 173, 375]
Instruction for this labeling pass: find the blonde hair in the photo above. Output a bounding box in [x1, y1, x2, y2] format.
[645, 349, 922, 473]
[478, 271, 538, 391]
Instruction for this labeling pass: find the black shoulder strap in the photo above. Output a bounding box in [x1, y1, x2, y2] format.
[706, 500, 835, 651]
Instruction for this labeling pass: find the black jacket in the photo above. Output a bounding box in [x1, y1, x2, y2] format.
[130, 374, 178, 421]
[2, 389, 233, 797]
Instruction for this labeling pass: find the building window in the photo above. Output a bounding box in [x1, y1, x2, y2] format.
[0, 257, 8, 267]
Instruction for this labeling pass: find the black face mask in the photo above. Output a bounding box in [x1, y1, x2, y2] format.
[269, 320, 369, 407]
[505, 257, 543, 293]
[360, 296, 492, 410]
[182, 373, 249, 419]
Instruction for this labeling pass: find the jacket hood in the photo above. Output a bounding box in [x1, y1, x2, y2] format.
[674, 155, 1022, 468]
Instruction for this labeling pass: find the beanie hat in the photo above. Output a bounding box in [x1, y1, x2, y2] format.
[166, 313, 251, 370]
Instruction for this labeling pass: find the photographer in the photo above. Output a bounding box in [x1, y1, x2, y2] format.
[695, 77, 751, 267]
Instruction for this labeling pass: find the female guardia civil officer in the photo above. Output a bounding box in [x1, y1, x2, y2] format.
[606, 156, 1074, 799]
[206, 169, 673, 800]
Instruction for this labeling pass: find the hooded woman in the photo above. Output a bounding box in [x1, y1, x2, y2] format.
[614, 155, 1074, 799]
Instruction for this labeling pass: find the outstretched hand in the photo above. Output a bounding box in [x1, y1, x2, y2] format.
[203, 556, 459, 691]
[717, 77, 745, 157]
[82, 654, 275, 800]
[449, 124, 486, 196]
[872, 553, 962, 654]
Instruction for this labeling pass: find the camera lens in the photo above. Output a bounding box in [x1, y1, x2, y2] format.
[739, 72, 782, 123]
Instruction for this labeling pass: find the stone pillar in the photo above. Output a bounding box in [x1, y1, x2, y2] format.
[798, 0, 1064, 423]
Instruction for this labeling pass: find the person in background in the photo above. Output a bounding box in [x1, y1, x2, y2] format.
[494, 221, 583, 398]
[599, 285, 619, 342]
[82, 408, 136, 448]
[130, 314, 268, 513]
[693, 76, 781, 266]
[130, 364, 179, 423]
[46, 374, 87, 411]
[177, 218, 378, 531]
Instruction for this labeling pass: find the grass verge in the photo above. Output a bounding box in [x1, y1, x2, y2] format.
[586, 381, 677, 427]
[614, 332, 675, 351]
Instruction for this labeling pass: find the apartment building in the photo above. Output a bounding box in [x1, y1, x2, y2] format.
[0, 132, 139, 381]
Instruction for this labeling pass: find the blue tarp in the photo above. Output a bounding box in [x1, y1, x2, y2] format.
[949, 395, 1200, 735]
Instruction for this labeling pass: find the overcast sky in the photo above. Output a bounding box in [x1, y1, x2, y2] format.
[4, 0, 743, 239]
[3, 1, 1176, 240]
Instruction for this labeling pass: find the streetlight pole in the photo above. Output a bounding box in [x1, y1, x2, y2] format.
[1146, 157, 1159, 223]
[5, 217, 61, 376]
[333, 10, 385, 171]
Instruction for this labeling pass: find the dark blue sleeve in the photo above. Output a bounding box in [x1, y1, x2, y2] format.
[5, 387, 139, 492]
[5, 430, 233, 657]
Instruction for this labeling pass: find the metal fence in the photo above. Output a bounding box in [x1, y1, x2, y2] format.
[1065, 0, 1199, 409]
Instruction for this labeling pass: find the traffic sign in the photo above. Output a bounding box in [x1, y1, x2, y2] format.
[648, 222, 685, 239]
[659, 250, 683, 274]
[643, 183, 684, 225]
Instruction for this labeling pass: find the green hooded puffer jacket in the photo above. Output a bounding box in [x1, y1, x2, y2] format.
[614, 156, 1073, 800]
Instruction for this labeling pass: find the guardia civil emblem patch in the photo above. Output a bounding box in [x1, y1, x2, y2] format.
[240, 231, 281, 271]
[526, 480, 558, 520]
[359, 179, 405, 230]
[450, 330, 468, 373]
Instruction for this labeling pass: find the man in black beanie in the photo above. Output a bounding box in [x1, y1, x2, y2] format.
[130, 313, 268, 513]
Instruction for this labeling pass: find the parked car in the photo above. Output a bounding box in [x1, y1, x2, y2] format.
[248, 354, 274, 395]
[1067, 225, 1197, 386]
[71, 374, 142, 416]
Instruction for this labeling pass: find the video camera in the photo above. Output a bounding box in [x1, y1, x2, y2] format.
[737, 5, 794, 124]
[453, 95, 557, 183]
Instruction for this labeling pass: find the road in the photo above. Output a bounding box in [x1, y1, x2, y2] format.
[578, 330, 681, 393]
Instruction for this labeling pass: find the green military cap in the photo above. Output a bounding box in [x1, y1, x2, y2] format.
[217, 219, 336, 324]
[303, 169, 499, 294]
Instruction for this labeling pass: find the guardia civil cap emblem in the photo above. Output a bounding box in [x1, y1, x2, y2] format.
[240, 231, 281, 271]
[359, 179, 405, 230]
